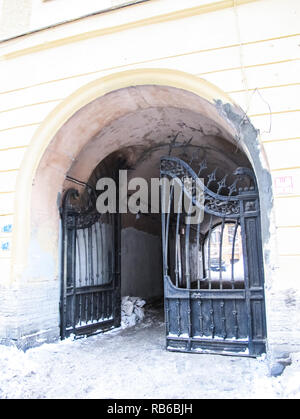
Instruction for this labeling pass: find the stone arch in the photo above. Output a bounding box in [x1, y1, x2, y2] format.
[10, 68, 274, 349]
[12, 69, 238, 281]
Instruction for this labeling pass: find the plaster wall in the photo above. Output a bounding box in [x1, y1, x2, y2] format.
[0, 0, 149, 40]
[121, 227, 163, 301]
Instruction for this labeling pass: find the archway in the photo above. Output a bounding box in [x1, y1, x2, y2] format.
[10, 69, 273, 352]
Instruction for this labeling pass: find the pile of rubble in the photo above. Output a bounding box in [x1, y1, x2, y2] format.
[121, 296, 146, 328]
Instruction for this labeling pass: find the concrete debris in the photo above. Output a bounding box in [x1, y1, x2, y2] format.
[121, 296, 146, 328]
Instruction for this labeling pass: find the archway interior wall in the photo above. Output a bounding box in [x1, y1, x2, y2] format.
[30, 85, 239, 280]
[84, 112, 252, 302]
[31, 86, 239, 246]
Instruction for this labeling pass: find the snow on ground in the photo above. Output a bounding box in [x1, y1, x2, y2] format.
[0, 304, 299, 399]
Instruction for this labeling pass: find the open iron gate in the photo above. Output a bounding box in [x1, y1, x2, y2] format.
[60, 188, 121, 339]
[160, 156, 267, 357]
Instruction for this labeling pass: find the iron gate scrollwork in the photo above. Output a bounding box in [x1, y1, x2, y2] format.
[160, 156, 267, 356]
[60, 186, 121, 339]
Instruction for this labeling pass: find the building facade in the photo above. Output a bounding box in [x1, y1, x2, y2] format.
[0, 0, 299, 367]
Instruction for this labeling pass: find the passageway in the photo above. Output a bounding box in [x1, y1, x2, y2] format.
[57, 85, 265, 354]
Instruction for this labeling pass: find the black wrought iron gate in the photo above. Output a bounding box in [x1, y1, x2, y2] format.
[60, 188, 121, 339]
[160, 156, 267, 357]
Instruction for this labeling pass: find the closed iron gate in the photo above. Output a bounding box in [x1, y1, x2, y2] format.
[60, 188, 121, 339]
[160, 156, 266, 357]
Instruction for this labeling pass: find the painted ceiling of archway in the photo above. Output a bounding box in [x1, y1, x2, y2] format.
[63, 104, 250, 195]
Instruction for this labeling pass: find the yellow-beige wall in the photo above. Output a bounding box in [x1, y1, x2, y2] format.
[0, 0, 299, 350]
